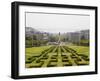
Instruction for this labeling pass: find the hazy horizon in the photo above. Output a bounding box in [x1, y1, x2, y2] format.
[26, 12, 90, 33]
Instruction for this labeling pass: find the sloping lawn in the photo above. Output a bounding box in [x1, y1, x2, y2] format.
[67, 45, 89, 56]
[26, 45, 52, 55]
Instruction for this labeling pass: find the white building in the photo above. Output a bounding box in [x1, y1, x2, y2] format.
[66, 29, 89, 44]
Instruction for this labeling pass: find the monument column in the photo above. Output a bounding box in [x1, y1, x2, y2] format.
[58, 32, 61, 44]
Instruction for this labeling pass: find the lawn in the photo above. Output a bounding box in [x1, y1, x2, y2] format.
[67, 45, 89, 56]
[26, 45, 52, 55]
[25, 45, 90, 68]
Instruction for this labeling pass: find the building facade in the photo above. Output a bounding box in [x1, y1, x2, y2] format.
[66, 29, 89, 44]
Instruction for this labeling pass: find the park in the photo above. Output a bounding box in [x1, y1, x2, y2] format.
[25, 29, 89, 68]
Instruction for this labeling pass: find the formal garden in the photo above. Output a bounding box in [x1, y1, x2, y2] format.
[25, 45, 89, 68]
[25, 28, 90, 68]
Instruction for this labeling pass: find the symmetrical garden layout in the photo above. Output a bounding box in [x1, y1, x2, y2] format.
[25, 45, 89, 68]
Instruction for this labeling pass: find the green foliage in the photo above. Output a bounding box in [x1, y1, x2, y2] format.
[49, 35, 58, 42]
[26, 39, 48, 47]
[80, 39, 89, 46]
[32, 34, 37, 40]
[26, 46, 51, 55]
[26, 36, 32, 40]
[67, 45, 89, 56]
[25, 40, 32, 47]
[25, 45, 89, 68]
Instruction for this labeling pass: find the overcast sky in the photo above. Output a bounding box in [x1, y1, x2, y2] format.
[26, 12, 90, 33]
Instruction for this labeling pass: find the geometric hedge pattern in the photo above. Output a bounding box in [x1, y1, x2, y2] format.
[25, 46, 89, 68]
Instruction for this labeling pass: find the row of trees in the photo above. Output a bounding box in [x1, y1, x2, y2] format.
[26, 31, 89, 47]
[26, 33, 60, 47]
[26, 36, 48, 47]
